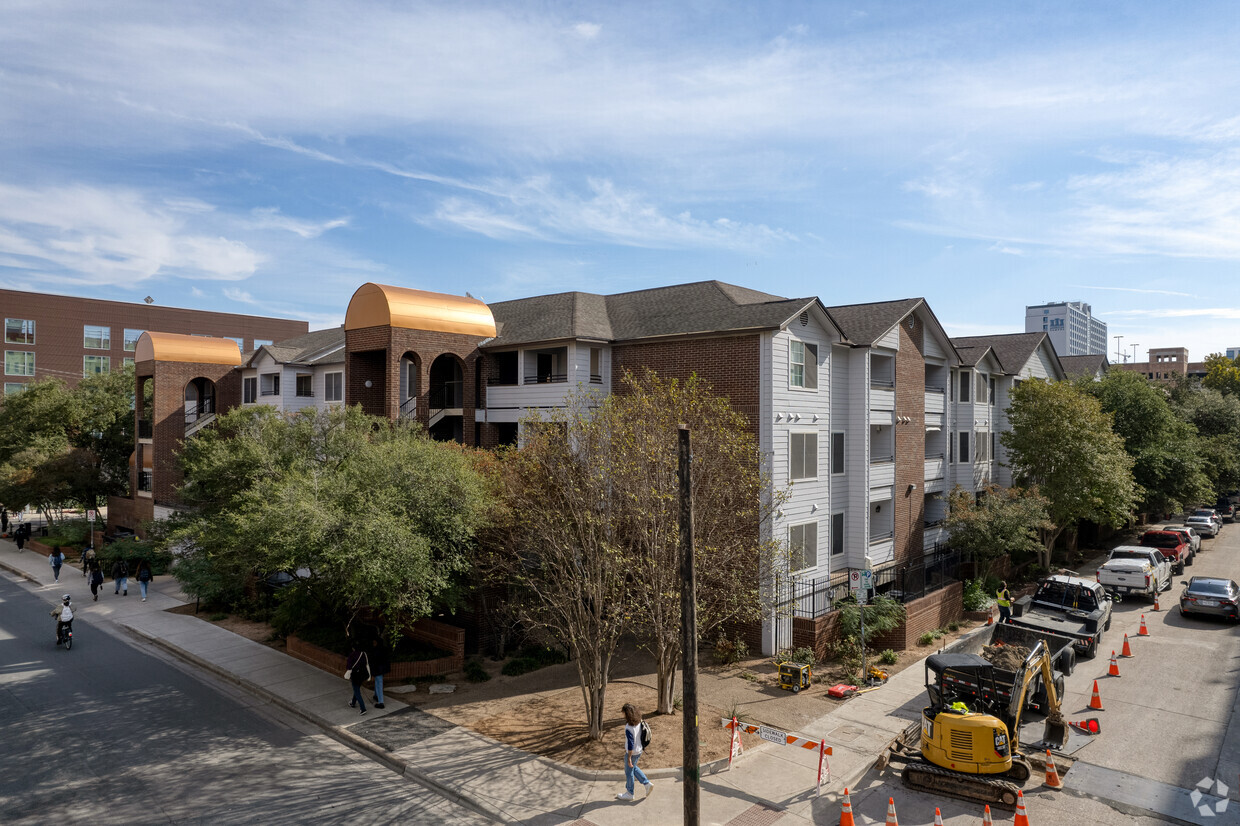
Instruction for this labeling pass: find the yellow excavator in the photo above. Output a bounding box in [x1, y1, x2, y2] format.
[886, 640, 1068, 810]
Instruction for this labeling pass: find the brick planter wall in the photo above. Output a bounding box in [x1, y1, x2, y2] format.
[871, 582, 965, 651]
[286, 618, 465, 682]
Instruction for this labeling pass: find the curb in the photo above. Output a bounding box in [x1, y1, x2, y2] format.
[0, 557, 40, 584]
[121, 624, 512, 825]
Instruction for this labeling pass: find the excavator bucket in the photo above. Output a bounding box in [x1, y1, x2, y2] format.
[1042, 713, 1068, 750]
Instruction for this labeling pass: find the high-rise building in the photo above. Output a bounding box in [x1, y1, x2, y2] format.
[1024, 301, 1107, 357]
[1226, 346, 1240, 360]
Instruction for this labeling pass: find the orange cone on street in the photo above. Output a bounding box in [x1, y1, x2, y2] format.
[1108, 651, 1120, 677]
[885, 796, 899, 826]
[839, 788, 855, 826]
[1154, 592, 1161, 611]
[1014, 790, 1031, 826]
[982, 804, 994, 826]
[1121, 633, 1134, 657]
[1089, 679, 1105, 710]
[933, 807, 944, 825]
[1139, 615, 1150, 636]
[1044, 749, 1063, 789]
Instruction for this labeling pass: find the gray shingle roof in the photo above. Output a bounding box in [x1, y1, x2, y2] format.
[952, 343, 994, 368]
[486, 281, 817, 347]
[950, 332, 1057, 376]
[1059, 354, 1109, 376]
[824, 298, 924, 346]
[247, 327, 345, 367]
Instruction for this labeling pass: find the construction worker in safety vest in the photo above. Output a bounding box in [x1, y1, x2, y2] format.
[996, 582, 1012, 622]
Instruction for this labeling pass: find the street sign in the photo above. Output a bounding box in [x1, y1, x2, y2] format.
[757, 725, 787, 745]
[850, 569, 873, 605]
[87, 510, 97, 521]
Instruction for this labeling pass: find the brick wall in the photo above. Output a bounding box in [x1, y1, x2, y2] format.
[893, 318, 926, 566]
[871, 582, 964, 651]
[144, 359, 241, 503]
[106, 494, 154, 536]
[286, 627, 464, 682]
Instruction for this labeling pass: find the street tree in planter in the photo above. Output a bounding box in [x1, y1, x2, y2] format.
[944, 484, 1051, 572]
[1001, 379, 1137, 569]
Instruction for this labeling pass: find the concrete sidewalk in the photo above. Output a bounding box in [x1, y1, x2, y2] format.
[0, 537, 926, 825]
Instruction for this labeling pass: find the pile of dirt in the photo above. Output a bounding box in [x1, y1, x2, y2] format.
[981, 643, 1029, 671]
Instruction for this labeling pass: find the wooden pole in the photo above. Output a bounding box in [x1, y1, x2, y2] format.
[678, 425, 700, 825]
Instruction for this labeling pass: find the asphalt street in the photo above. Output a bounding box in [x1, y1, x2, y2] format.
[0, 573, 490, 826]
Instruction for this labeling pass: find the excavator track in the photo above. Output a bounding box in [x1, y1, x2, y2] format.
[902, 761, 1021, 810]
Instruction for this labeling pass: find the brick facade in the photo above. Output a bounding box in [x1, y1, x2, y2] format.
[893, 318, 926, 566]
[871, 581, 964, 651]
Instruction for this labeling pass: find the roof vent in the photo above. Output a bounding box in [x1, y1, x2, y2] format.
[799, 311, 809, 327]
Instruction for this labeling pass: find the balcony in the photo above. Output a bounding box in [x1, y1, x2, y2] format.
[869, 459, 895, 489]
[924, 456, 945, 481]
[870, 385, 895, 412]
[925, 387, 945, 414]
[138, 420, 153, 440]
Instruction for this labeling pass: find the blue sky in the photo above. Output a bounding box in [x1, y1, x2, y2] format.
[3, 1, 1240, 362]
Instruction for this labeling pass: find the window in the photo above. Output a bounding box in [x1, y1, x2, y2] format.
[831, 431, 845, 475]
[789, 341, 818, 389]
[5, 319, 35, 345]
[831, 512, 845, 556]
[261, 373, 280, 396]
[4, 382, 26, 395]
[976, 372, 988, 402]
[123, 357, 135, 368]
[253, 339, 273, 349]
[83, 325, 111, 349]
[790, 432, 818, 480]
[325, 372, 343, 402]
[991, 432, 996, 461]
[589, 348, 602, 383]
[789, 522, 818, 571]
[226, 336, 243, 351]
[5, 351, 35, 376]
[243, 377, 257, 404]
[957, 431, 971, 464]
[123, 329, 144, 351]
[295, 375, 313, 397]
[958, 370, 970, 403]
[989, 377, 996, 405]
[975, 430, 989, 463]
[83, 355, 110, 375]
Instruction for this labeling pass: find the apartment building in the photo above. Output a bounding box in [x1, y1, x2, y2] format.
[1024, 300, 1107, 357]
[2, 288, 307, 394]
[1114, 346, 1209, 381]
[240, 328, 346, 413]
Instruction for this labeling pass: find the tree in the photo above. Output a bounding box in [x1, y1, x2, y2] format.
[1202, 353, 1240, 397]
[163, 405, 494, 634]
[1172, 387, 1240, 496]
[944, 484, 1051, 569]
[1001, 380, 1138, 568]
[1078, 370, 1211, 516]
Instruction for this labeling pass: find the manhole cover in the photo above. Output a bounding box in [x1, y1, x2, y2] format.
[829, 725, 866, 743]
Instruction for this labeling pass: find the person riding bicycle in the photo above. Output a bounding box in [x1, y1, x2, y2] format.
[50, 594, 74, 645]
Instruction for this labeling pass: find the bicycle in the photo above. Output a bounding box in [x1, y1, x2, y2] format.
[56, 620, 73, 650]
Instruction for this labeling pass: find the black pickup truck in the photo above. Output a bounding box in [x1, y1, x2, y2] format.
[1007, 574, 1112, 659]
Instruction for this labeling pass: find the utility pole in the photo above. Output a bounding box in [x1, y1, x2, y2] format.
[1130, 343, 1139, 365]
[678, 425, 700, 826]
[1113, 335, 1124, 364]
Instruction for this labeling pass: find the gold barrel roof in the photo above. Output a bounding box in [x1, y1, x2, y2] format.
[128, 450, 153, 470]
[344, 282, 496, 337]
[134, 331, 243, 365]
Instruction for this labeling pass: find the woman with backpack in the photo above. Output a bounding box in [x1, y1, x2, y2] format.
[615, 703, 653, 801]
[88, 559, 104, 601]
[135, 559, 154, 601]
[344, 642, 370, 716]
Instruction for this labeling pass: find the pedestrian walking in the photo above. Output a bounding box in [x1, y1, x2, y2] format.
[111, 558, 129, 595]
[82, 546, 96, 577]
[15, 527, 26, 552]
[49, 546, 65, 583]
[996, 581, 1012, 623]
[368, 631, 391, 709]
[88, 559, 104, 601]
[345, 643, 370, 715]
[615, 703, 653, 801]
[136, 559, 154, 601]
[1, 508, 8, 534]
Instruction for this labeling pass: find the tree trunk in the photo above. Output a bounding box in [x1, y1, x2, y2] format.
[655, 640, 679, 715]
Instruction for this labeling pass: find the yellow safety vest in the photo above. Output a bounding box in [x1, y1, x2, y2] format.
[996, 589, 1010, 608]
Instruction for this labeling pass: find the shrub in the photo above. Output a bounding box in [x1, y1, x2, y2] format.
[714, 633, 750, 665]
[464, 659, 490, 682]
[879, 649, 898, 665]
[208, 612, 229, 622]
[962, 578, 991, 612]
[44, 519, 92, 548]
[775, 646, 817, 666]
[947, 622, 959, 632]
[501, 644, 568, 677]
[98, 539, 173, 576]
[917, 631, 937, 646]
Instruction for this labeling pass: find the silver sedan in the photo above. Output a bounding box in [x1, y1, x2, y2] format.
[1184, 515, 1219, 538]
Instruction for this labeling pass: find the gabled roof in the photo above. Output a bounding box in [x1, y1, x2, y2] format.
[487, 280, 823, 347]
[824, 298, 924, 346]
[950, 332, 1062, 377]
[1060, 354, 1109, 377]
[246, 327, 345, 368]
[952, 342, 996, 368]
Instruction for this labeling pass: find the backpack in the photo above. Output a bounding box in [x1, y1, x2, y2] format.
[639, 721, 652, 749]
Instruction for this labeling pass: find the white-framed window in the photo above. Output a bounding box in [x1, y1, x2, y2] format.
[83, 325, 111, 349]
[789, 521, 818, 571]
[976, 430, 990, 463]
[589, 348, 602, 383]
[295, 374, 313, 397]
[123, 329, 144, 351]
[83, 355, 110, 375]
[5, 351, 35, 376]
[260, 373, 280, 397]
[831, 431, 845, 475]
[957, 431, 971, 464]
[5, 318, 35, 345]
[790, 432, 818, 480]
[789, 340, 818, 389]
[958, 370, 971, 403]
[831, 511, 845, 556]
[989, 377, 996, 405]
[4, 382, 26, 395]
[325, 372, 343, 402]
[243, 377, 257, 404]
[976, 372, 988, 403]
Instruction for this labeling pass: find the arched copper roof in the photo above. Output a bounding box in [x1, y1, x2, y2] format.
[134, 332, 242, 365]
[129, 450, 153, 470]
[344, 283, 496, 337]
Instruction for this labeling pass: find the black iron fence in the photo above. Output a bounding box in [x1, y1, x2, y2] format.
[785, 548, 963, 620]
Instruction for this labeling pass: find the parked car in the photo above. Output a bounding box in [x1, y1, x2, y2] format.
[1156, 525, 1200, 557]
[1140, 529, 1192, 574]
[1193, 508, 1223, 530]
[1214, 501, 1236, 523]
[1185, 515, 1220, 538]
[1097, 545, 1172, 602]
[1179, 577, 1240, 622]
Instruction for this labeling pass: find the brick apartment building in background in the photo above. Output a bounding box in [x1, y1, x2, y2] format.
[2, 288, 308, 394]
[1114, 346, 1209, 382]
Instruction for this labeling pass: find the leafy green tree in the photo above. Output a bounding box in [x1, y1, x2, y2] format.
[1203, 353, 1240, 397]
[1078, 370, 1210, 515]
[1001, 380, 1138, 568]
[163, 405, 494, 635]
[944, 484, 1051, 569]
[1172, 387, 1240, 496]
[833, 595, 905, 684]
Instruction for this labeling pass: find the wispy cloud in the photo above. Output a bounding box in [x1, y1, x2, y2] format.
[1071, 284, 1196, 298]
[248, 208, 349, 239]
[1108, 307, 1240, 319]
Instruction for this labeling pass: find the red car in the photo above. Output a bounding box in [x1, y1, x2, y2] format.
[1140, 530, 1192, 575]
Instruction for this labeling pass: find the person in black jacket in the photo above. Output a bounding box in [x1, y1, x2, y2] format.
[345, 643, 370, 715]
[368, 631, 392, 710]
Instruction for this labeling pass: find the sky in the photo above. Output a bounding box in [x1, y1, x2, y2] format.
[3, 1, 1240, 363]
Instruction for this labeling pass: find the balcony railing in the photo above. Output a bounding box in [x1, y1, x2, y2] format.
[137, 471, 153, 492]
[589, 373, 603, 384]
[870, 378, 895, 389]
[185, 399, 215, 425]
[295, 390, 314, 398]
[138, 420, 153, 439]
[399, 396, 417, 419]
[524, 373, 568, 384]
[869, 529, 895, 543]
[869, 453, 894, 464]
[925, 385, 945, 393]
[260, 389, 279, 396]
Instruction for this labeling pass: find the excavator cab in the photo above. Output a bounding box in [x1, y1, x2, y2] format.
[920, 654, 1014, 776]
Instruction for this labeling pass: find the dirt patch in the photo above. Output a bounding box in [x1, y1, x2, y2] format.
[982, 643, 1030, 671]
[164, 604, 284, 649]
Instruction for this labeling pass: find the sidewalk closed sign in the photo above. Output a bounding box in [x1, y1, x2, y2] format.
[758, 725, 787, 745]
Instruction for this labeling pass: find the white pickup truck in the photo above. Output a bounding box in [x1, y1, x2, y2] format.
[1096, 545, 1172, 602]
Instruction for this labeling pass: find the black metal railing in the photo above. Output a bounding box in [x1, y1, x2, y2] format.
[870, 378, 895, 389]
[487, 376, 519, 386]
[589, 373, 603, 384]
[523, 373, 567, 384]
[399, 396, 417, 418]
[428, 382, 463, 410]
[295, 389, 314, 398]
[137, 471, 153, 492]
[185, 398, 215, 425]
[870, 453, 894, 464]
[260, 389, 279, 396]
[784, 550, 963, 618]
[925, 384, 945, 393]
[869, 529, 895, 543]
[138, 420, 153, 439]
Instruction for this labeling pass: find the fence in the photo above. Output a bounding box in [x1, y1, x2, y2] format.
[784, 549, 964, 621]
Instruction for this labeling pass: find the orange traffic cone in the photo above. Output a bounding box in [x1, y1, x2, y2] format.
[982, 804, 994, 826]
[1089, 679, 1105, 710]
[1121, 633, 1134, 657]
[1139, 615, 1150, 636]
[839, 788, 855, 826]
[1108, 651, 1120, 677]
[1069, 717, 1102, 735]
[934, 807, 944, 825]
[1044, 749, 1063, 789]
[885, 796, 899, 826]
[1014, 790, 1030, 826]
[1153, 592, 1161, 611]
